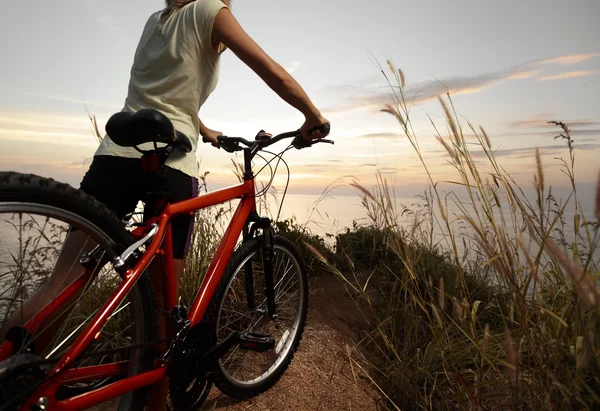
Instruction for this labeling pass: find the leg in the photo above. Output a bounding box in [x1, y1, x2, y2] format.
[0, 229, 97, 351]
[146, 258, 186, 411]
[146, 168, 198, 411]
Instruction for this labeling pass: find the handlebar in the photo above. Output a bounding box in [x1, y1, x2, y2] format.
[202, 123, 333, 153]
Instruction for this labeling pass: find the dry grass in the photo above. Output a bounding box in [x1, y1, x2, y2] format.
[316, 62, 600, 410]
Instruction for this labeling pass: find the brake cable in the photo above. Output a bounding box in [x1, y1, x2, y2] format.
[252, 145, 293, 221]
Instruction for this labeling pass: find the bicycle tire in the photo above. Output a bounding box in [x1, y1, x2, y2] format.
[205, 235, 308, 400]
[0, 172, 156, 411]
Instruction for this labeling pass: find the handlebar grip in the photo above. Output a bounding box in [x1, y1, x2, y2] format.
[307, 123, 331, 137]
[203, 135, 226, 144]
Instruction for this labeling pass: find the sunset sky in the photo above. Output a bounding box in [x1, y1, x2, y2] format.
[1, 0, 599, 204]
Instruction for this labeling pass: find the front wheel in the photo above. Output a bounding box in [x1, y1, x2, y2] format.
[206, 235, 308, 399]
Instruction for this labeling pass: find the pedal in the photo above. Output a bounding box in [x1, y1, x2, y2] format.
[239, 332, 275, 353]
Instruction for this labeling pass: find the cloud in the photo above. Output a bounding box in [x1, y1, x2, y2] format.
[429, 143, 600, 160]
[540, 53, 600, 65]
[323, 52, 600, 114]
[0, 129, 98, 145]
[358, 132, 404, 139]
[538, 71, 598, 81]
[0, 112, 101, 131]
[324, 64, 537, 113]
[510, 119, 600, 129]
[494, 129, 600, 138]
[1, 86, 121, 110]
[285, 61, 301, 74]
[80, 0, 127, 38]
[349, 152, 407, 158]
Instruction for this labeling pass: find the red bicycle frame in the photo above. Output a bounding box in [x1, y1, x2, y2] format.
[0, 177, 258, 410]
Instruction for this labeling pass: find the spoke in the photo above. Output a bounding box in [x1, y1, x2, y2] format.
[274, 260, 295, 296]
[29, 250, 108, 351]
[274, 275, 297, 303]
[19, 215, 52, 281]
[274, 290, 300, 309]
[45, 309, 98, 359]
[45, 301, 131, 359]
[246, 312, 265, 333]
[276, 278, 299, 300]
[47, 247, 105, 351]
[275, 252, 291, 282]
[272, 261, 292, 291]
[231, 347, 251, 380]
[13, 213, 24, 335]
[29, 227, 83, 341]
[223, 344, 242, 371]
[218, 309, 252, 334]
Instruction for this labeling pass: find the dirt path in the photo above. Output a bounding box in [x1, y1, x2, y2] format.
[201, 274, 379, 411]
[96, 275, 379, 411]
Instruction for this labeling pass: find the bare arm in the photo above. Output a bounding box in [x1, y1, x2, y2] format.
[199, 117, 221, 147]
[212, 9, 329, 139]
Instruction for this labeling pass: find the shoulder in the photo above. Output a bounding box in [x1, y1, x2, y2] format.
[189, 0, 229, 20]
[184, 0, 229, 49]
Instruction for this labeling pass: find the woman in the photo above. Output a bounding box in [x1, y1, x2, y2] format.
[86, 0, 329, 282]
[86, 0, 329, 409]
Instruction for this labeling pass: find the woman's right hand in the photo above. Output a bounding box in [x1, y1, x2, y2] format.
[300, 114, 331, 141]
[201, 128, 223, 148]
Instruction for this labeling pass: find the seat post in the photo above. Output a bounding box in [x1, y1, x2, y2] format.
[140, 148, 170, 218]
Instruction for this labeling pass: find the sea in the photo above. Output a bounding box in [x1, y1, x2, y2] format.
[1, 190, 598, 281]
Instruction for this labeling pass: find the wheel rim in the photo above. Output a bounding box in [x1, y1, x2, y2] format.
[0, 203, 146, 408]
[216, 244, 305, 386]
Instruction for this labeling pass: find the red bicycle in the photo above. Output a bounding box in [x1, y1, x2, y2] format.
[0, 109, 332, 410]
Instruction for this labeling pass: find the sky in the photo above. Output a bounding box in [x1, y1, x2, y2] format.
[1, 0, 599, 205]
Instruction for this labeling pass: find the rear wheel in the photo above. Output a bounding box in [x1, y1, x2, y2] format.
[206, 235, 308, 399]
[0, 172, 156, 411]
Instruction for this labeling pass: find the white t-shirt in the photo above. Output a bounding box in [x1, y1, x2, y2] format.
[95, 0, 229, 178]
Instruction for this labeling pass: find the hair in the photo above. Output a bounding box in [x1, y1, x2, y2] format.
[162, 0, 231, 19]
[164, 0, 231, 9]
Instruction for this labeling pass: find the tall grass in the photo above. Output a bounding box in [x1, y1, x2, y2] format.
[315, 63, 600, 410]
[81, 88, 600, 409]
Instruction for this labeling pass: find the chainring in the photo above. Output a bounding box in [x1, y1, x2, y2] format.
[168, 323, 216, 411]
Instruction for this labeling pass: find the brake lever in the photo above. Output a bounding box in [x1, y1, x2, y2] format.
[223, 143, 243, 153]
[314, 139, 334, 145]
[255, 129, 272, 141]
[214, 135, 243, 153]
[292, 136, 334, 149]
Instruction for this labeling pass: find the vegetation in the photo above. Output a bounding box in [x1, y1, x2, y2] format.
[309, 63, 600, 410]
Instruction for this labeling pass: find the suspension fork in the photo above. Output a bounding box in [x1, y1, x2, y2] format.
[244, 212, 277, 318]
[262, 226, 277, 318]
[242, 224, 255, 311]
